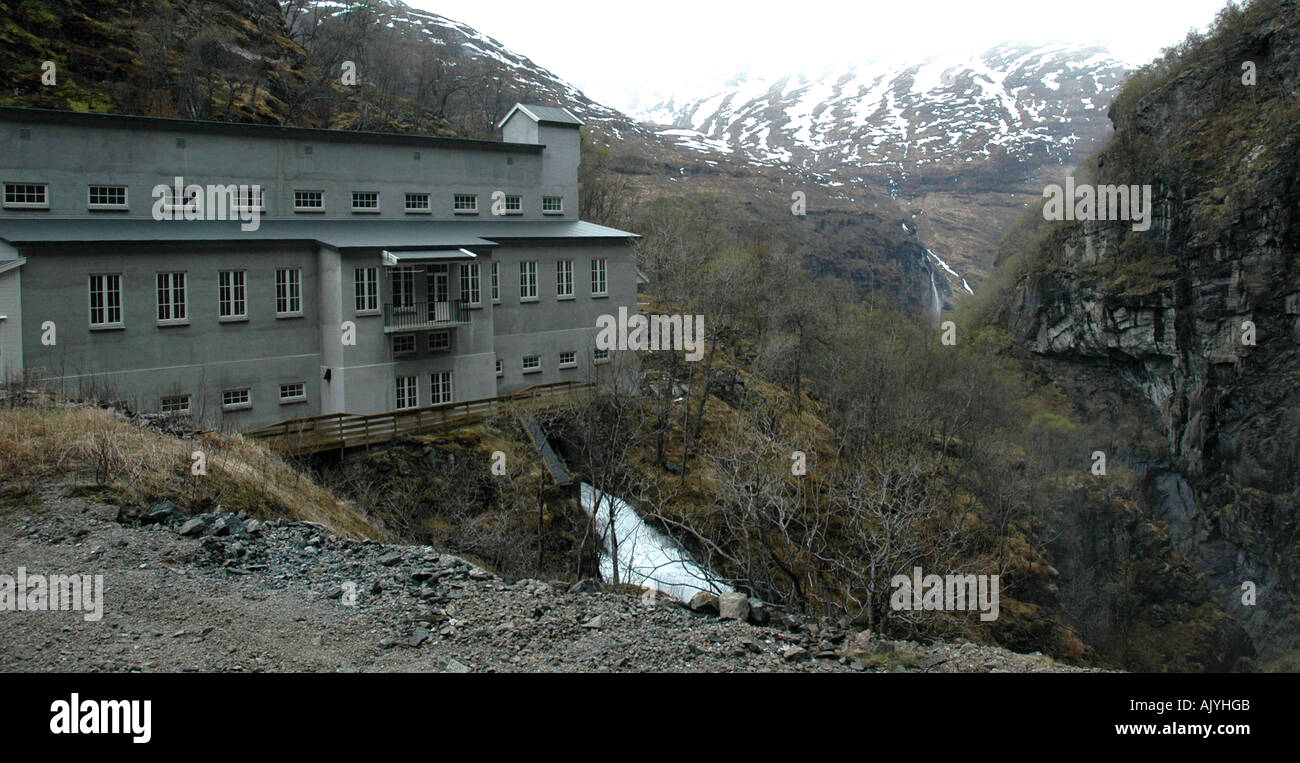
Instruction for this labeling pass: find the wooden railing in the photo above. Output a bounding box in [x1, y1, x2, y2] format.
[243, 381, 591, 455]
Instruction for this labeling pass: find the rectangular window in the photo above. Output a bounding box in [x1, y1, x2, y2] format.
[504, 195, 522, 214]
[294, 190, 324, 211]
[542, 196, 564, 214]
[160, 186, 197, 213]
[519, 260, 538, 301]
[393, 334, 416, 355]
[405, 192, 430, 213]
[459, 263, 481, 306]
[556, 259, 574, 299]
[351, 191, 379, 211]
[392, 267, 416, 309]
[3, 183, 48, 208]
[559, 350, 577, 369]
[495, 359, 503, 377]
[279, 383, 307, 403]
[522, 355, 541, 373]
[87, 185, 127, 209]
[593, 348, 611, 364]
[156, 272, 188, 324]
[395, 376, 418, 409]
[218, 270, 246, 320]
[430, 371, 453, 405]
[453, 194, 478, 213]
[276, 268, 302, 316]
[235, 187, 264, 211]
[591, 258, 608, 296]
[354, 267, 379, 313]
[222, 389, 251, 410]
[427, 331, 451, 352]
[88, 274, 123, 328]
[490, 261, 500, 303]
[161, 395, 191, 415]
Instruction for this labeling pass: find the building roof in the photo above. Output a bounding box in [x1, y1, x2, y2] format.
[498, 104, 584, 129]
[0, 218, 638, 250]
[0, 107, 543, 154]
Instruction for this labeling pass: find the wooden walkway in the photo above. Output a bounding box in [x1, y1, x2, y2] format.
[243, 382, 591, 455]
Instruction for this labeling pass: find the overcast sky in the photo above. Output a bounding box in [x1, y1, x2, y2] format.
[408, 0, 1233, 110]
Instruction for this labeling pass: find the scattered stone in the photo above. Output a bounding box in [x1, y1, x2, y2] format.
[178, 518, 206, 537]
[747, 598, 769, 625]
[688, 592, 719, 614]
[444, 658, 471, 673]
[409, 628, 430, 648]
[378, 552, 403, 567]
[569, 579, 602, 594]
[468, 568, 492, 581]
[581, 616, 604, 629]
[142, 502, 177, 525]
[719, 592, 750, 621]
[782, 646, 811, 662]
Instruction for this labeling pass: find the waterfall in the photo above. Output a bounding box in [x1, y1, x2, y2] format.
[930, 270, 942, 322]
[579, 483, 732, 602]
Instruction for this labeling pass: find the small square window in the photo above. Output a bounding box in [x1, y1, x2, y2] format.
[495, 359, 503, 377]
[88, 185, 127, 209]
[453, 194, 478, 213]
[405, 192, 430, 213]
[559, 351, 577, 369]
[393, 334, 416, 355]
[428, 331, 451, 352]
[542, 196, 563, 214]
[161, 395, 191, 415]
[294, 190, 324, 211]
[3, 183, 48, 209]
[222, 389, 252, 410]
[279, 383, 307, 403]
[352, 191, 379, 212]
[522, 355, 542, 374]
[593, 348, 611, 364]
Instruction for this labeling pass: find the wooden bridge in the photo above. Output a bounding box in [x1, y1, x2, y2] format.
[243, 381, 592, 456]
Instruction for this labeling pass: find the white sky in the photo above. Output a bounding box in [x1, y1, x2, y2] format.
[407, 0, 1233, 111]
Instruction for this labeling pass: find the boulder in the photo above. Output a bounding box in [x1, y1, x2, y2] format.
[688, 592, 719, 614]
[719, 592, 750, 621]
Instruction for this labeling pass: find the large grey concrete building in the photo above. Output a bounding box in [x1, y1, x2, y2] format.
[0, 104, 637, 428]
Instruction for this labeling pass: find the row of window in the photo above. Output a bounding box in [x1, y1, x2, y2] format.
[492, 348, 609, 378]
[392, 331, 451, 355]
[159, 382, 307, 416]
[88, 270, 302, 328]
[84, 258, 610, 329]
[1, 183, 564, 215]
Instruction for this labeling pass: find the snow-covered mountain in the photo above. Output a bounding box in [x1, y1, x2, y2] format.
[637, 42, 1127, 183]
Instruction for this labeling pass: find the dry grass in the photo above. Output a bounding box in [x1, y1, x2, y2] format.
[0, 404, 383, 539]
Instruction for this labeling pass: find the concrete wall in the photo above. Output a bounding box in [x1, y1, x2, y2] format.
[0, 116, 571, 221]
[20, 242, 323, 428]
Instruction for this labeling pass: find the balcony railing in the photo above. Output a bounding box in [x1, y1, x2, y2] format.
[383, 300, 471, 332]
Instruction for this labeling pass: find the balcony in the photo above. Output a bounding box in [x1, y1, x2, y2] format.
[383, 300, 471, 333]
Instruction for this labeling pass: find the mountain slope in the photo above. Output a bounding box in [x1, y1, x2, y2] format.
[637, 44, 1130, 296]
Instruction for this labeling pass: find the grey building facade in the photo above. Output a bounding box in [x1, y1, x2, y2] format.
[0, 104, 637, 428]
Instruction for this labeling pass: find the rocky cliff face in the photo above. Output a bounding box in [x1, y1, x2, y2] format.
[1004, 0, 1300, 668]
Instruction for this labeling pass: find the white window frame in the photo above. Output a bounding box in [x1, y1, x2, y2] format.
[522, 354, 542, 374]
[160, 394, 191, 415]
[87, 184, 127, 210]
[221, 388, 252, 411]
[559, 350, 577, 369]
[519, 260, 538, 302]
[351, 191, 380, 213]
[293, 190, 325, 212]
[427, 331, 451, 353]
[3, 182, 48, 209]
[395, 375, 418, 410]
[354, 267, 379, 314]
[504, 194, 522, 215]
[593, 348, 611, 365]
[218, 270, 247, 322]
[405, 192, 431, 214]
[88, 273, 124, 329]
[542, 196, 564, 215]
[460, 263, 482, 307]
[430, 371, 453, 405]
[490, 261, 500, 304]
[279, 382, 307, 404]
[495, 358, 503, 377]
[591, 258, 608, 297]
[156, 271, 188, 325]
[276, 268, 303, 317]
[453, 193, 478, 214]
[556, 259, 574, 300]
[392, 267, 416, 310]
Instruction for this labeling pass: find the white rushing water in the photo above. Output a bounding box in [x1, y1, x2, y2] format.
[579, 483, 733, 602]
